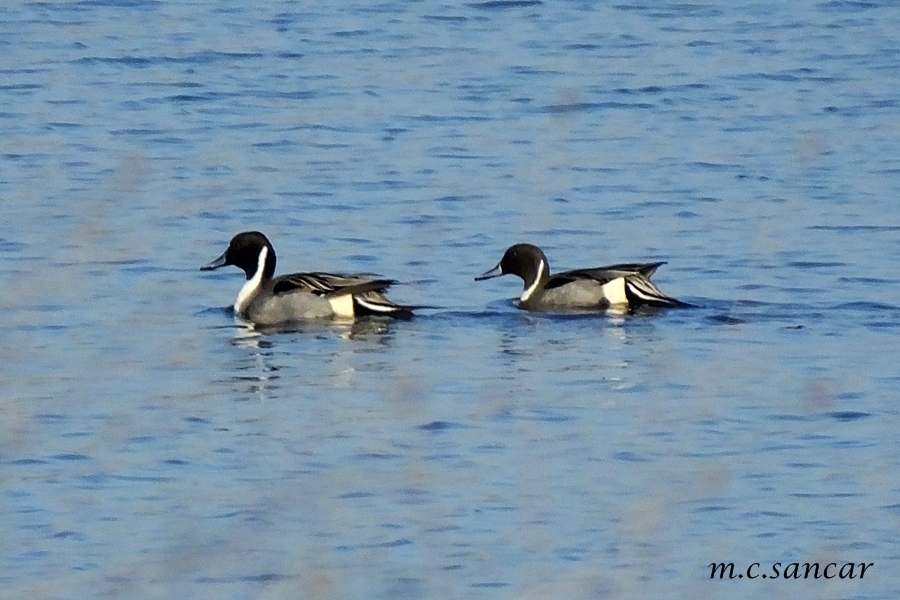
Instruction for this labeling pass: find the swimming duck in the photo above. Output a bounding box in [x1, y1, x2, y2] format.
[476, 243, 687, 312]
[202, 231, 413, 324]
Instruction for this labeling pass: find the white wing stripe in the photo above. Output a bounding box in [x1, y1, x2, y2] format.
[355, 296, 399, 313]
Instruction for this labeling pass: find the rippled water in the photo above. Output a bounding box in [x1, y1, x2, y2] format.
[2, 1, 900, 598]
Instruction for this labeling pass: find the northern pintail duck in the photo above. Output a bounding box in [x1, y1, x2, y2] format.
[201, 231, 413, 324]
[476, 243, 687, 312]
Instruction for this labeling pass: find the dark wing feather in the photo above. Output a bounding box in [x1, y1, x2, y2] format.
[564, 261, 667, 280]
[271, 272, 395, 297]
[545, 262, 667, 290]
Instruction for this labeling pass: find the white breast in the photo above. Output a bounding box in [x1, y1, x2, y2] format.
[520, 259, 547, 303]
[234, 246, 268, 313]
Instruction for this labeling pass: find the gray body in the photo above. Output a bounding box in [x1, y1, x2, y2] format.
[240, 279, 337, 325]
[522, 277, 624, 311]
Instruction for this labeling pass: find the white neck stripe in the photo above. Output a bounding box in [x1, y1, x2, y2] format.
[235, 245, 268, 313]
[520, 259, 545, 303]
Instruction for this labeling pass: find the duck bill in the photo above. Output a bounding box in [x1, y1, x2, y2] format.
[475, 262, 504, 281]
[201, 251, 228, 271]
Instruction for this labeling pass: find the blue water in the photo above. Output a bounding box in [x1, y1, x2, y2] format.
[2, 1, 900, 598]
